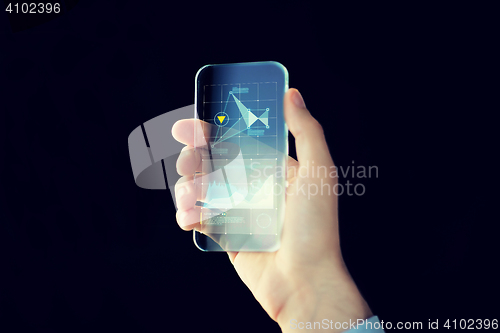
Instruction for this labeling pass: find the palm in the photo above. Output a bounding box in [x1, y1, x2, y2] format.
[228, 156, 342, 321]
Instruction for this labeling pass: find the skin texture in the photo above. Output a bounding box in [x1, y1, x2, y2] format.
[172, 89, 372, 332]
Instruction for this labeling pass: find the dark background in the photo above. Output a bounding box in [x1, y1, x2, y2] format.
[0, 1, 497, 332]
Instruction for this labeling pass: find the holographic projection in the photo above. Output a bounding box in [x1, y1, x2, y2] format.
[198, 83, 279, 235]
[211, 88, 270, 147]
[202, 160, 275, 210]
[203, 83, 277, 155]
[198, 158, 278, 235]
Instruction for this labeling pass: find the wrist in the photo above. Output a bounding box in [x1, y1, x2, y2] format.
[277, 268, 372, 333]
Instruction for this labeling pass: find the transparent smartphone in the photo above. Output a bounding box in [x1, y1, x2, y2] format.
[193, 61, 288, 251]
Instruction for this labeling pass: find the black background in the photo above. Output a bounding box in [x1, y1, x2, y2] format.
[0, 1, 497, 332]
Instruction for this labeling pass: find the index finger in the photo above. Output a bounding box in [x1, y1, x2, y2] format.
[172, 119, 212, 147]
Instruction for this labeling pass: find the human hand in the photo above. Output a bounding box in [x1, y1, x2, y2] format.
[172, 89, 372, 332]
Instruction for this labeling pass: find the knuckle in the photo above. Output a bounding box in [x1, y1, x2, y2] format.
[308, 117, 324, 134]
[175, 176, 188, 189]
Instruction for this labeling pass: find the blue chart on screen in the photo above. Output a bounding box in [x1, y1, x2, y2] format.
[204, 83, 277, 151]
[201, 82, 279, 235]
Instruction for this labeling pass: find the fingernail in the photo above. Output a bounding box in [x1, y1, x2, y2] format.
[292, 89, 306, 108]
[176, 187, 186, 200]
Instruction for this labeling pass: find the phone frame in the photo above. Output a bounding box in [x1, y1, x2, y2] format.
[193, 61, 288, 252]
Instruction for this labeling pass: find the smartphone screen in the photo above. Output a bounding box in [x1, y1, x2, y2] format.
[194, 61, 288, 251]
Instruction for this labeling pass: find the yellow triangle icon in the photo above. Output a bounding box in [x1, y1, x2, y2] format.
[217, 116, 226, 124]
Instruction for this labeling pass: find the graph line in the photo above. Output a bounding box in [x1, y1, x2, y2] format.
[212, 88, 271, 146]
[214, 124, 221, 142]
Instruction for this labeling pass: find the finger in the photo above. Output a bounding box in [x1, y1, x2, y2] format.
[176, 206, 202, 231]
[176, 206, 226, 233]
[172, 119, 213, 147]
[176, 145, 202, 176]
[175, 173, 214, 209]
[175, 175, 199, 211]
[284, 89, 334, 168]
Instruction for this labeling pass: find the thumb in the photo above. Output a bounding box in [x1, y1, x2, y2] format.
[284, 89, 334, 167]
